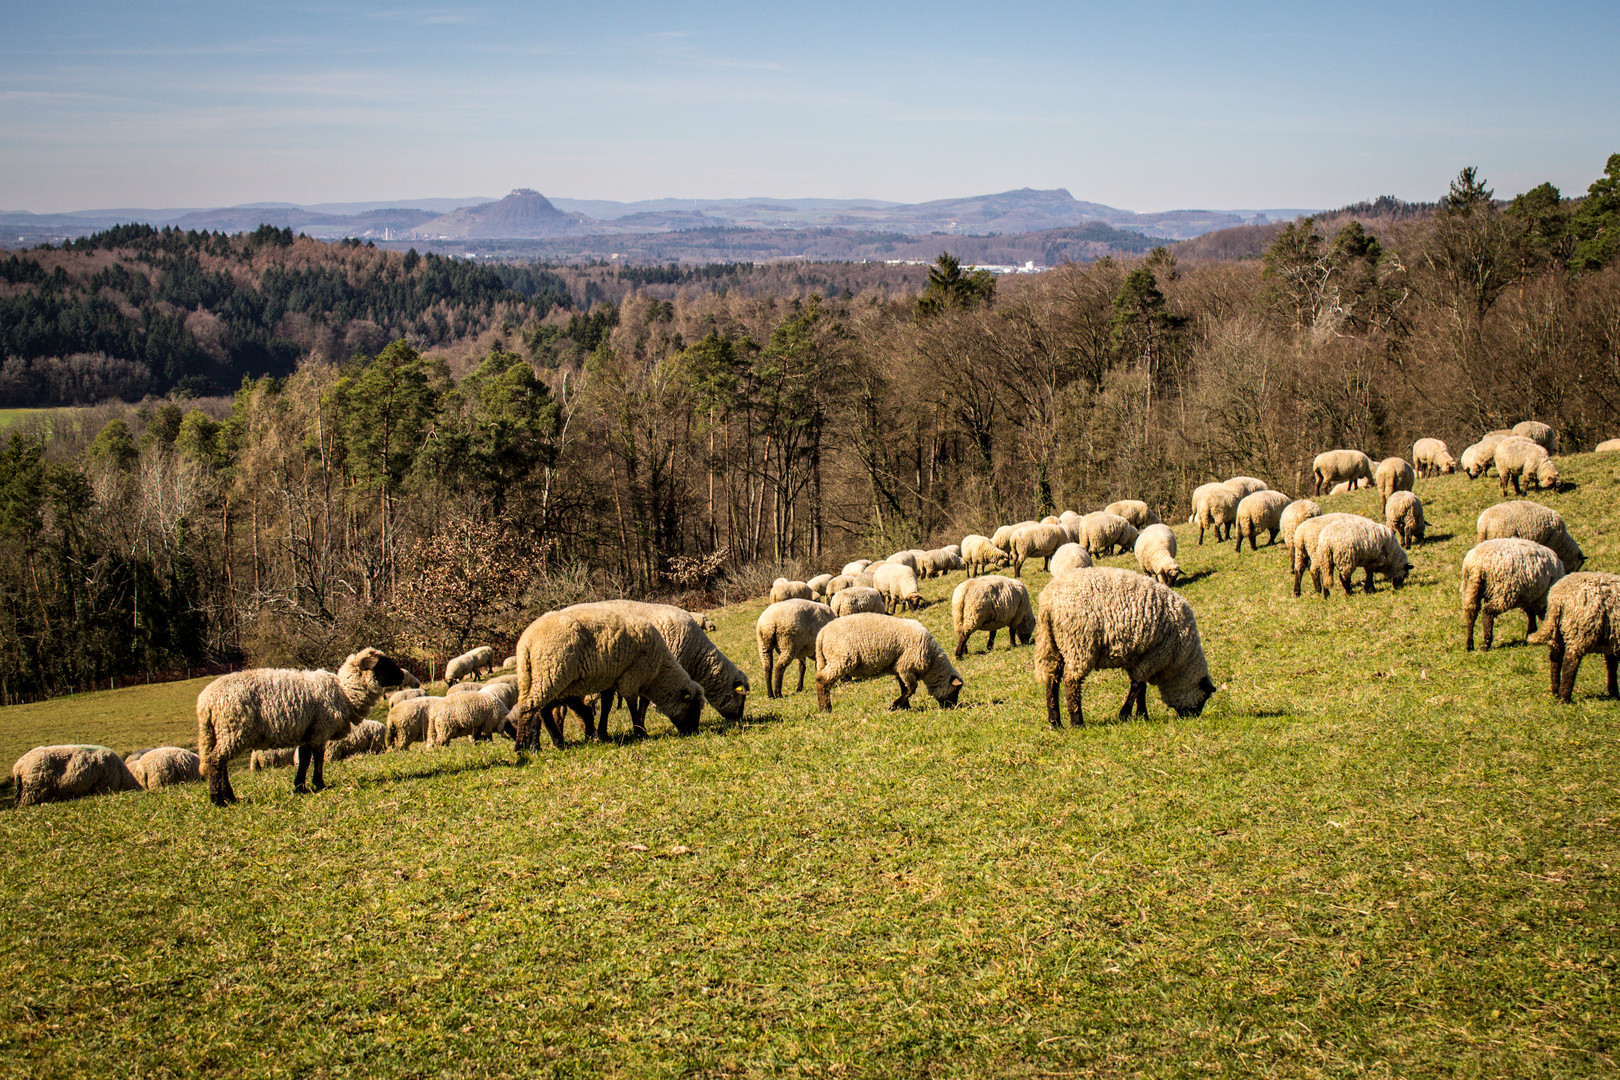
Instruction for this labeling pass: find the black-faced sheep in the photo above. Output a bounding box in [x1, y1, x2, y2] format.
[1312, 450, 1374, 495]
[1494, 436, 1560, 496]
[813, 613, 963, 713]
[1189, 483, 1238, 545]
[1528, 572, 1620, 701]
[1234, 490, 1291, 553]
[1311, 517, 1412, 597]
[1134, 524, 1180, 586]
[588, 601, 751, 730]
[756, 598, 839, 698]
[1459, 538, 1565, 651]
[13, 745, 142, 806]
[1477, 501, 1584, 572]
[950, 575, 1035, 658]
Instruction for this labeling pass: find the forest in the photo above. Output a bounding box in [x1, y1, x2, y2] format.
[0, 157, 1616, 700]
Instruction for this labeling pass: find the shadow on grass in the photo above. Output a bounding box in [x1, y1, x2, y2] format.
[354, 753, 515, 788]
[1176, 569, 1220, 586]
[1422, 531, 1457, 544]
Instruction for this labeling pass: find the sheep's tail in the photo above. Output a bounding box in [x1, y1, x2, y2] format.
[1528, 593, 1563, 646]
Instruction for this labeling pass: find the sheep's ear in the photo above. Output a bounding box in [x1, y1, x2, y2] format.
[734, 683, 748, 696]
[950, 677, 963, 688]
[357, 651, 379, 670]
[1200, 676, 1217, 695]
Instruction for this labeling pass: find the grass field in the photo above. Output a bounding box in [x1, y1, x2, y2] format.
[2, 457, 1618, 1077]
[0, 407, 59, 434]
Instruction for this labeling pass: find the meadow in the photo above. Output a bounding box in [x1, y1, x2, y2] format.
[1, 457, 1617, 1077]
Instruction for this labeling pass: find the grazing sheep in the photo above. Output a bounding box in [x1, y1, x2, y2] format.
[1512, 420, 1559, 453]
[446, 680, 484, 695]
[589, 600, 751, 726]
[1461, 430, 1514, 478]
[872, 561, 925, 612]
[125, 747, 201, 790]
[1033, 568, 1216, 728]
[770, 579, 814, 604]
[1595, 438, 1620, 453]
[326, 718, 387, 760]
[1494, 436, 1560, 496]
[1080, 512, 1140, 557]
[487, 672, 519, 688]
[1104, 500, 1160, 529]
[1413, 438, 1458, 477]
[13, 745, 142, 806]
[1041, 514, 1062, 525]
[1278, 499, 1321, 548]
[830, 585, 887, 617]
[1234, 490, 1291, 552]
[388, 688, 426, 706]
[1528, 572, 1620, 701]
[813, 613, 963, 713]
[927, 547, 966, 576]
[1009, 522, 1071, 576]
[825, 574, 856, 597]
[1477, 501, 1584, 572]
[756, 599, 839, 698]
[386, 695, 439, 751]
[1311, 517, 1412, 597]
[427, 693, 508, 747]
[1134, 524, 1181, 586]
[961, 534, 1011, 576]
[1312, 450, 1374, 495]
[1048, 543, 1094, 577]
[445, 646, 495, 684]
[842, 560, 873, 577]
[1288, 512, 1360, 597]
[1222, 476, 1268, 500]
[1375, 457, 1416, 508]
[1384, 490, 1427, 547]
[249, 747, 297, 771]
[1459, 538, 1565, 651]
[1189, 483, 1238, 545]
[1328, 478, 1371, 495]
[500, 654, 518, 671]
[806, 573, 834, 599]
[885, 551, 922, 575]
[991, 522, 1038, 553]
[481, 680, 519, 710]
[951, 575, 1036, 658]
[510, 604, 706, 750]
[1059, 510, 1084, 528]
[197, 647, 408, 806]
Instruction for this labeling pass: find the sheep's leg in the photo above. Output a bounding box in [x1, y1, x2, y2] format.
[627, 697, 649, 740]
[1464, 605, 1479, 651]
[816, 676, 833, 713]
[311, 744, 326, 792]
[1481, 612, 1495, 651]
[539, 704, 568, 749]
[986, 629, 998, 651]
[1197, 524, 1206, 546]
[1235, 529, 1245, 554]
[795, 658, 807, 693]
[1117, 681, 1145, 723]
[770, 659, 787, 698]
[890, 674, 915, 711]
[1607, 653, 1619, 698]
[1362, 569, 1375, 594]
[206, 759, 236, 806]
[1548, 639, 1565, 696]
[955, 632, 971, 660]
[294, 745, 315, 794]
[1043, 672, 1063, 730]
[595, 693, 614, 740]
[1064, 673, 1085, 727]
[1293, 557, 1306, 597]
[1558, 651, 1584, 703]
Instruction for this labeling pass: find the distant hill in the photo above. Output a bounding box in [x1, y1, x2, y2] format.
[412, 190, 590, 239]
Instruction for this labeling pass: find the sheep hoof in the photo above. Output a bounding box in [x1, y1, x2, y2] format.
[293, 782, 309, 794]
[889, 696, 911, 711]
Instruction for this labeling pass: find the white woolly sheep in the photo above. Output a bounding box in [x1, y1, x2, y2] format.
[1529, 572, 1620, 701]
[807, 573, 834, 599]
[427, 693, 508, 747]
[1375, 457, 1415, 508]
[825, 574, 857, 596]
[1222, 476, 1268, 500]
[386, 695, 439, 751]
[249, 747, 297, 771]
[1312, 450, 1374, 495]
[1278, 499, 1321, 548]
[1288, 512, 1360, 596]
[1328, 478, 1371, 495]
[770, 579, 815, 604]
[951, 575, 1035, 658]
[842, 560, 872, 576]
[326, 718, 388, 760]
[1033, 567, 1216, 728]
[1059, 510, 1084, 528]
[13, 745, 142, 806]
[197, 647, 408, 806]
[756, 598, 839, 698]
[1512, 420, 1559, 453]
[487, 672, 519, 688]
[125, 747, 201, 790]
[873, 561, 925, 612]
[885, 551, 922, 575]
[1413, 438, 1458, 477]
[1048, 543, 1093, 577]
[1459, 538, 1565, 651]
[813, 613, 962, 712]
[1596, 438, 1620, 453]
[830, 585, 887, 617]
[1477, 501, 1584, 573]
[445, 645, 495, 684]
[481, 680, 518, 710]
[1134, 524, 1180, 586]
[1461, 430, 1514, 478]
[1494, 436, 1560, 496]
[1080, 512, 1140, 557]
[1234, 490, 1291, 553]
[1009, 522, 1071, 576]
[1189, 483, 1238, 545]
[991, 522, 1038, 553]
[500, 654, 518, 671]
[925, 547, 966, 576]
[1384, 490, 1426, 547]
[446, 680, 484, 695]
[388, 688, 426, 706]
[587, 600, 751, 730]
[1041, 514, 1061, 525]
[1311, 517, 1412, 598]
[1104, 500, 1160, 529]
[961, 534, 1011, 576]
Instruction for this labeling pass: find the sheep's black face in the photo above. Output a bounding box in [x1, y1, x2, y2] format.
[937, 677, 963, 709]
[1174, 676, 1218, 718]
[1392, 562, 1412, 589]
[673, 688, 704, 735]
[717, 682, 749, 721]
[372, 654, 408, 687]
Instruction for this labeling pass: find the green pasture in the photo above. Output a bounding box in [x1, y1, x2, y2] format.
[2, 456, 1618, 1077]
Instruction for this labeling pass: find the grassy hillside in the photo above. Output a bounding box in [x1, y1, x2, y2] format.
[2, 456, 1618, 1077]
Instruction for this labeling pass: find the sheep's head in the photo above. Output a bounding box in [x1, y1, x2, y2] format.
[1161, 565, 1182, 588]
[1166, 674, 1218, 717]
[353, 648, 408, 689]
[1532, 458, 1560, 489]
[934, 676, 964, 709]
[715, 678, 750, 721]
[671, 682, 706, 735]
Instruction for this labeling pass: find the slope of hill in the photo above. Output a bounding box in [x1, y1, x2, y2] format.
[412, 189, 592, 239]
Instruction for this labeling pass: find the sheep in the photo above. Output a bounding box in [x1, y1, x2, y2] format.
[1375, 457, 1416, 508]
[951, 575, 1036, 658]
[961, 534, 1010, 576]
[196, 647, 408, 806]
[12, 745, 142, 806]
[1512, 420, 1559, 453]
[914, 549, 949, 578]
[487, 672, 519, 688]
[825, 574, 857, 597]
[1384, 489, 1427, 548]
[991, 521, 1039, 553]
[1278, 499, 1321, 548]
[923, 547, 966, 576]
[1104, 500, 1160, 529]
[326, 718, 388, 760]
[445, 646, 495, 684]
[1494, 436, 1560, 496]
[1310, 517, 1412, 597]
[587, 600, 751, 729]
[510, 604, 706, 751]
[1459, 538, 1565, 651]
[1234, 490, 1291, 552]
[500, 654, 518, 671]
[1134, 524, 1181, 586]
[756, 598, 839, 698]
[806, 573, 834, 600]
[1222, 476, 1268, 500]
[1413, 438, 1458, 477]
[770, 579, 814, 604]
[1328, 478, 1371, 495]
[388, 688, 426, 706]
[1528, 572, 1620, 701]
[1059, 510, 1084, 528]
[1033, 567, 1216, 728]
[1189, 483, 1238, 545]
[1461, 430, 1514, 478]
[249, 748, 297, 771]
[1477, 501, 1584, 572]
[1079, 512, 1140, 557]
[481, 680, 519, 710]
[386, 695, 439, 751]
[1041, 514, 1062, 525]
[1288, 512, 1360, 596]
[1312, 449, 1374, 495]
[1009, 522, 1071, 576]
[125, 747, 201, 790]
[885, 551, 921, 574]
[813, 613, 963, 712]
[830, 585, 887, 617]
[447, 680, 484, 695]
[1595, 438, 1620, 453]
[873, 561, 925, 612]
[427, 693, 508, 747]
[1048, 543, 1094, 577]
[842, 560, 873, 577]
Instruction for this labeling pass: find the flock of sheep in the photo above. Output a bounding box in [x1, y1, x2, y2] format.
[12, 418, 1620, 809]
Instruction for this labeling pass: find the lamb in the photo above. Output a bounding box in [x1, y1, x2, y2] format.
[1328, 478, 1371, 495]
[124, 747, 201, 790]
[1079, 512, 1140, 557]
[1310, 517, 1412, 597]
[326, 718, 388, 760]
[813, 613, 963, 712]
[1512, 420, 1559, 453]
[1528, 572, 1620, 701]
[1104, 500, 1160, 529]
[830, 585, 887, 616]
[1375, 457, 1415, 508]
[806, 573, 834, 599]
[1459, 538, 1565, 651]
[1476, 501, 1584, 572]
[1134, 523, 1181, 586]
[756, 598, 839, 698]
[770, 579, 814, 604]
[509, 604, 706, 750]
[12, 745, 142, 806]
[873, 561, 925, 612]
[1277, 499, 1321, 548]
[1288, 512, 1359, 596]
[1596, 438, 1620, 453]
[1461, 430, 1514, 478]
[1494, 436, 1560, 496]
[841, 560, 872, 577]
[427, 692, 508, 747]
[1189, 483, 1238, 545]
[951, 575, 1036, 658]
[587, 600, 751, 727]
[1384, 490, 1427, 547]
[388, 688, 426, 706]
[1033, 567, 1216, 728]
[961, 534, 1010, 576]
[1009, 522, 1071, 575]
[445, 646, 495, 684]
[1047, 543, 1093, 577]
[1413, 438, 1458, 477]
[1222, 476, 1268, 500]
[1312, 450, 1374, 495]
[1234, 490, 1291, 552]
[386, 695, 439, 750]
[196, 647, 408, 806]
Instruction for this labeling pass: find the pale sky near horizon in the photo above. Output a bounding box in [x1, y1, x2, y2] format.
[3, 1, 1617, 214]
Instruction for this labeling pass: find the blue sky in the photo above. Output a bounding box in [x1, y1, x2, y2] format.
[3, 1, 1617, 213]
